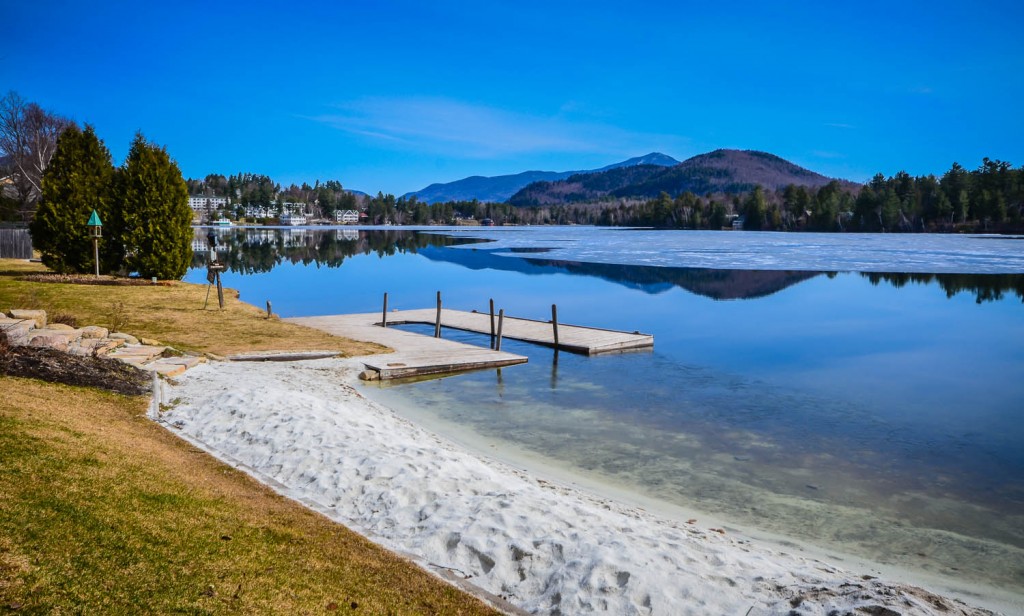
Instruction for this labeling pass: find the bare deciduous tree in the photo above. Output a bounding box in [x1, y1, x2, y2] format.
[0, 91, 74, 221]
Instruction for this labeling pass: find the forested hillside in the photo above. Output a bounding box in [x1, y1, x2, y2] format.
[404, 152, 679, 204]
[509, 150, 853, 206]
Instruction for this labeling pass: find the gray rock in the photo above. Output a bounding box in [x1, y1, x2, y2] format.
[0, 317, 35, 334]
[28, 328, 82, 343]
[28, 334, 69, 352]
[108, 332, 140, 345]
[70, 338, 123, 356]
[79, 325, 109, 339]
[1, 328, 29, 346]
[9, 309, 46, 328]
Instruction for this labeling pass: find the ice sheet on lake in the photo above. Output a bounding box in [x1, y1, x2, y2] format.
[434, 228, 1024, 274]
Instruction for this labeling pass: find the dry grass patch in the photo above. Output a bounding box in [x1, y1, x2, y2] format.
[0, 259, 387, 356]
[0, 376, 500, 614]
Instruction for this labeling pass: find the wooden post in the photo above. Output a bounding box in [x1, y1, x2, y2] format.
[266, 300, 272, 319]
[489, 298, 495, 348]
[381, 292, 388, 328]
[434, 291, 442, 338]
[551, 349, 558, 389]
[495, 309, 504, 351]
[215, 272, 224, 310]
[551, 304, 559, 350]
[93, 238, 100, 277]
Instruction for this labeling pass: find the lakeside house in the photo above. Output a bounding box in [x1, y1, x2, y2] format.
[280, 211, 306, 226]
[336, 209, 360, 224]
[241, 202, 308, 223]
[243, 205, 274, 219]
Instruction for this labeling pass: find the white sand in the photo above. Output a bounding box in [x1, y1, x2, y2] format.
[156, 358, 1002, 615]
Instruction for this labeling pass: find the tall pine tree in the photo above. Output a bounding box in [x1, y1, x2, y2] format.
[742, 186, 767, 230]
[29, 124, 114, 273]
[110, 133, 192, 279]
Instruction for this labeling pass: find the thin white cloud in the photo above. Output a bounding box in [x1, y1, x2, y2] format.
[824, 122, 855, 129]
[811, 150, 845, 159]
[305, 97, 683, 160]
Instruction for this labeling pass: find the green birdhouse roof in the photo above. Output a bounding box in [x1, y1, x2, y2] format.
[87, 210, 102, 226]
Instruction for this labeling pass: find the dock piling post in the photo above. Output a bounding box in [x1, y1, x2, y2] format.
[496, 309, 505, 351]
[381, 292, 388, 328]
[551, 304, 559, 350]
[489, 299, 496, 348]
[435, 291, 442, 338]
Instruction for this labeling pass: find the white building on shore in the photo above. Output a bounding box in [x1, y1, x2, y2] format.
[188, 195, 228, 210]
[189, 195, 230, 222]
[280, 211, 306, 226]
[336, 209, 360, 224]
[243, 205, 274, 219]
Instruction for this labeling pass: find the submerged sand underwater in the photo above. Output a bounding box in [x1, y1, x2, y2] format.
[156, 358, 1016, 615]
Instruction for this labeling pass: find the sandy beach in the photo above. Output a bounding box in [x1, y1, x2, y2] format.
[155, 358, 1008, 615]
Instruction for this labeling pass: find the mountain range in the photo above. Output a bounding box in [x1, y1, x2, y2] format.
[403, 152, 680, 204]
[509, 150, 859, 206]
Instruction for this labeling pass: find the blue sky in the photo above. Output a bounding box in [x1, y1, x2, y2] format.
[4, 1, 1023, 195]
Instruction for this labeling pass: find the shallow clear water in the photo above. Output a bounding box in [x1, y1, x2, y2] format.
[186, 226, 1024, 593]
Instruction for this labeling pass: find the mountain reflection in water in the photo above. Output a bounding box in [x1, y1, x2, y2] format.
[192, 228, 1024, 303]
[186, 227, 1024, 594]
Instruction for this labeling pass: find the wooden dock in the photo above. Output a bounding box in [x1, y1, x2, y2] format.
[287, 313, 528, 380]
[384, 308, 654, 355]
[288, 307, 652, 380]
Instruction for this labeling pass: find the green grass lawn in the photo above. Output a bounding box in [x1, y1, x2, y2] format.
[0, 259, 386, 357]
[0, 378, 499, 614]
[0, 259, 499, 614]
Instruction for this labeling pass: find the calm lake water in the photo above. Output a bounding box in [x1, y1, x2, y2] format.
[188, 226, 1024, 596]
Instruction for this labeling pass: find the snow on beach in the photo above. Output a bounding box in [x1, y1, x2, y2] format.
[158, 358, 997, 615]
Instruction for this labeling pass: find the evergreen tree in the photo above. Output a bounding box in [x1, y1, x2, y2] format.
[811, 181, 843, 230]
[110, 133, 192, 279]
[742, 186, 767, 230]
[880, 190, 901, 231]
[940, 163, 971, 223]
[29, 125, 115, 273]
[854, 184, 880, 230]
[782, 184, 801, 224]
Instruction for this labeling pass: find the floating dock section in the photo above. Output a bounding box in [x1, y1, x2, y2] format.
[289, 308, 653, 381]
[288, 313, 527, 380]
[383, 308, 653, 355]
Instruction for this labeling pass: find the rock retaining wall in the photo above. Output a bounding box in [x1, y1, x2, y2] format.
[2, 309, 206, 377]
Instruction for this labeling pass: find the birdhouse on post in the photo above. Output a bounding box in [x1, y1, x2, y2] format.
[87, 210, 102, 276]
[87, 210, 103, 238]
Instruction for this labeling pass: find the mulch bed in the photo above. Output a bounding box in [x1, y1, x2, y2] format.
[17, 273, 174, 286]
[0, 341, 151, 396]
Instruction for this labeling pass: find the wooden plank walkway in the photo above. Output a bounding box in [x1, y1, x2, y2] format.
[287, 313, 528, 380]
[384, 308, 654, 355]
